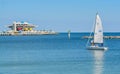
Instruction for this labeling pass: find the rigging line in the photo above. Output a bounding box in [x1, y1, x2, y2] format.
[86, 17, 96, 47]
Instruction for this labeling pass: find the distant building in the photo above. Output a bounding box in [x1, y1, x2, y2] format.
[0, 21, 57, 36]
[8, 21, 35, 32]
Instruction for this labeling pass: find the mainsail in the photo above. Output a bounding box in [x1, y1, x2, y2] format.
[94, 14, 103, 43]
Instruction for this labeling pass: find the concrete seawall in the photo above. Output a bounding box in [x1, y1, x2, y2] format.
[0, 31, 58, 36]
[83, 36, 120, 39]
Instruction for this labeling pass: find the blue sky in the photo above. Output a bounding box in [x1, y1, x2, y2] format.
[0, 0, 120, 32]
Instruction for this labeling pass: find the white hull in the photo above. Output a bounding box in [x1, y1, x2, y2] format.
[87, 46, 108, 50]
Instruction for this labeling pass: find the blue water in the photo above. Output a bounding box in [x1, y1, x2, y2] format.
[0, 33, 120, 74]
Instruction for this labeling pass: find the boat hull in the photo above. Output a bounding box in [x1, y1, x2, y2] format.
[87, 46, 108, 50]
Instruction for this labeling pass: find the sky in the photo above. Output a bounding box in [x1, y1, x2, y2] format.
[0, 0, 120, 32]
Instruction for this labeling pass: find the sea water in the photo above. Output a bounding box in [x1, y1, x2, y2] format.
[0, 33, 120, 74]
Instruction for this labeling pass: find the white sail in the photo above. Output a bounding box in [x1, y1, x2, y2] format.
[94, 14, 103, 43]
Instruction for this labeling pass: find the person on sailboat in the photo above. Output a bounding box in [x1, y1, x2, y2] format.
[91, 40, 95, 46]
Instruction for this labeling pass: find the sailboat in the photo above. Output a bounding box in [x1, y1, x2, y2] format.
[87, 13, 108, 50]
[68, 30, 71, 39]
